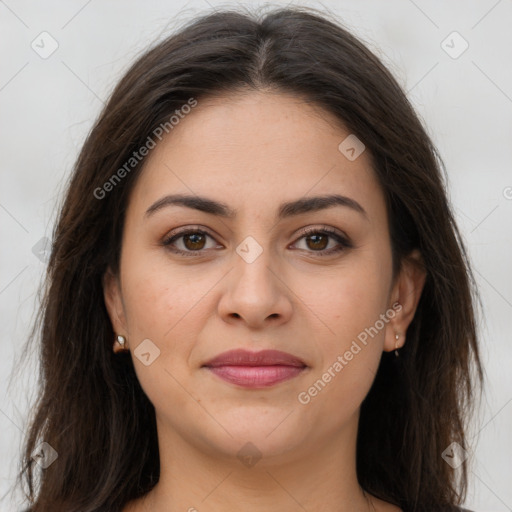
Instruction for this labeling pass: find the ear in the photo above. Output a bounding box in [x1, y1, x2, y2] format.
[384, 249, 427, 353]
[102, 267, 129, 352]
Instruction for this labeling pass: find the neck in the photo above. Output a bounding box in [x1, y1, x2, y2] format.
[130, 410, 375, 512]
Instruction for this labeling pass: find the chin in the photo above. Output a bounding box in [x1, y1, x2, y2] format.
[218, 414, 308, 457]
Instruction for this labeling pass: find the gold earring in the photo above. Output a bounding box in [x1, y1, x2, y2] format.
[394, 333, 400, 357]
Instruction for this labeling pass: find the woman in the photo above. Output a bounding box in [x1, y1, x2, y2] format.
[16, 6, 483, 511]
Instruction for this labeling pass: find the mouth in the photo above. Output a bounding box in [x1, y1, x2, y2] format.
[202, 349, 308, 388]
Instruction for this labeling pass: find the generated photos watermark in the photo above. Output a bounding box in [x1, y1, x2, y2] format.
[93, 97, 198, 200]
[297, 301, 402, 405]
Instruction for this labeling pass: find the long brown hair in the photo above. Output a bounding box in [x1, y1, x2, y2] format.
[14, 5, 483, 511]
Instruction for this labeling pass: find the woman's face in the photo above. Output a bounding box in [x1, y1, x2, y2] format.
[104, 91, 424, 463]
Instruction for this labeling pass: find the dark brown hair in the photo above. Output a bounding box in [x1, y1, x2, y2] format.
[14, 5, 483, 511]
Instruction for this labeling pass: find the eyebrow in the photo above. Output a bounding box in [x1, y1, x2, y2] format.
[144, 193, 368, 221]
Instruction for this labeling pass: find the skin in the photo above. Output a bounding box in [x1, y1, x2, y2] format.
[103, 90, 426, 512]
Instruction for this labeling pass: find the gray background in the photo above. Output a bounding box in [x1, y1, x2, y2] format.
[1, 0, 511, 510]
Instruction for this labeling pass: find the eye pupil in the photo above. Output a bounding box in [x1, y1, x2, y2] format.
[307, 234, 328, 250]
[165, 228, 346, 257]
[184, 233, 205, 250]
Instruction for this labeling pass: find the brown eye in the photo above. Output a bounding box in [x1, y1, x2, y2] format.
[162, 228, 218, 256]
[293, 227, 352, 256]
[305, 233, 329, 251]
[182, 232, 207, 250]
[162, 226, 352, 258]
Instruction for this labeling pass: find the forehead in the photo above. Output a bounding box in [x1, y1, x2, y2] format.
[127, 91, 385, 223]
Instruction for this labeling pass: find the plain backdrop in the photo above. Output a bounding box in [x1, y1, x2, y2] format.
[1, 1, 511, 510]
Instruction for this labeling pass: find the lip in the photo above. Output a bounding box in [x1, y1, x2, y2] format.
[203, 349, 306, 368]
[202, 349, 308, 388]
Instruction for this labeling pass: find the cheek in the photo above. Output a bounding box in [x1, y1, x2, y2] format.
[119, 247, 222, 368]
[319, 260, 389, 345]
[118, 252, 209, 407]
[122, 267, 176, 339]
[302, 260, 390, 410]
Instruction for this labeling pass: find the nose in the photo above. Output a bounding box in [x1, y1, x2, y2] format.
[217, 239, 293, 329]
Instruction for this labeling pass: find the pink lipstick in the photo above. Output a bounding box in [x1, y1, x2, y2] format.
[202, 349, 307, 388]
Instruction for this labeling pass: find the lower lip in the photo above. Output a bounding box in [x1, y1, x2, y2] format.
[205, 365, 306, 388]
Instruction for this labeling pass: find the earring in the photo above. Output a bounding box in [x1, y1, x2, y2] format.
[394, 333, 400, 357]
[116, 334, 126, 348]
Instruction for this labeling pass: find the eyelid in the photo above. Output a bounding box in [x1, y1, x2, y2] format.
[162, 225, 220, 250]
[162, 224, 352, 256]
[290, 226, 353, 256]
[294, 225, 349, 242]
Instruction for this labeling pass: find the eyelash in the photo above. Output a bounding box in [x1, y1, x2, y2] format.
[161, 226, 352, 258]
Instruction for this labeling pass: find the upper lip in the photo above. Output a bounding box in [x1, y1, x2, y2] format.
[202, 349, 307, 368]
